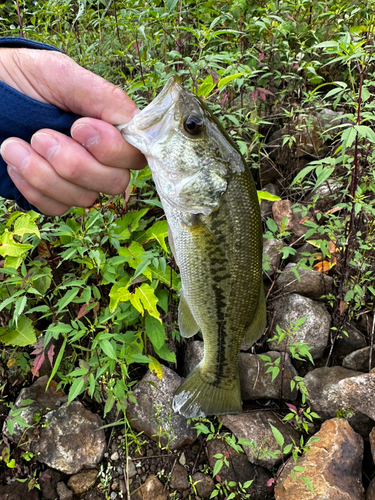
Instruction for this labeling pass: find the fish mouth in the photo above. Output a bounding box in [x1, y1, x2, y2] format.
[118, 76, 182, 152]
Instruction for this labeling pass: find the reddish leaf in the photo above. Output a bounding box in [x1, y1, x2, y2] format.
[32, 352, 45, 379]
[286, 403, 297, 412]
[251, 89, 258, 103]
[77, 301, 94, 319]
[37, 241, 50, 259]
[339, 301, 347, 315]
[313, 261, 331, 274]
[259, 52, 264, 61]
[221, 92, 227, 106]
[286, 13, 295, 21]
[47, 344, 55, 366]
[256, 87, 275, 96]
[267, 478, 276, 487]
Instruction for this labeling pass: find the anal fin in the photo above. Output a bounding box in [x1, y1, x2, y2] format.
[178, 290, 200, 338]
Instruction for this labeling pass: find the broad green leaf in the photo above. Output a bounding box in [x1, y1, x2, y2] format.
[290, 165, 316, 186]
[218, 72, 245, 89]
[100, 339, 118, 360]
[116, 209, 149, 240]
[149, 264, 180, 290]
[300, 476, 314, 493]
[13, 214, 40, 238]
[213, 459, 223, 477]
[68, 377, 86, 405]
[135, 283, 160, 321]
[130, 290, 144, 315]
[269, 423, 284, 447]
[0, 230, 33, 257]
[197, 75, 215, 98]
[145, 314, 166, 350]
[342, 126, 357, 148]
[14, 296, 27, 324]
[154, 343, 176, 363]
[109, 277, 131, 312]
[4, 255, 23, 269]
[56, 288, 80, 313]
[0, 316, 36, 346]
[166, 0, 179, 11]
[146, 221, 169, 253]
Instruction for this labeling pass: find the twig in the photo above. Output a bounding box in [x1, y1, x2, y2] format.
[192, 440, 202, 475]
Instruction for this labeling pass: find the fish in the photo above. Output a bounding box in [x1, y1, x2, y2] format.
[119, 76, 266, 418]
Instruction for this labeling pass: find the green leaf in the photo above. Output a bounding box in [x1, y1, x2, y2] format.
[290, 165, 316, 186]
[134, 283, 160, 321]
[146, 221, 169, 253]
[213, 459, 223, 477]
[100, 339, 118, 360]
[149, 264, 180, 290]
[68, 377, 86, 405]
[117, 209, 149, 240]
[269, 423, 284, 448]
[56, 288, 80, 313]
[13, 214, 40, 238]
[166, 0, 179, 11]
[218, 72, 245, 89]
[300, 476, 314, 493]
[47, 337, 67, 390]
[257, 191, 281, 203]
[0, 316, 36, 346]
[0, 230, 33, 257]
[145, 314, 166, 350]
[154, 343, 176, 363]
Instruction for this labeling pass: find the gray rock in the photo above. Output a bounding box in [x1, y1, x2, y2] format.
[334, 324, 367, 358]
[263, 238, 283, 276]
[33, 401, 106, 474]
[192, 473, 215, 499]
[170, 463, 190, 491]
[184, 342, 298, 400]
[268, 294, 331, 360]
[274, 418, 364, 500]
[56, 482, 73, 500]
[338, 370, 375, 421]
[220, 412, 299, 470]
[342, 346, 375, 372]
[127, 366, 197, 450]
[137, 475, 168, 500]
[3, 375, 67, 442]
[126, 457, 137, 479]
[304, 366, 372, 435]
[67, 469, 98, 494]
[272, 200, 307, 241]
[239, 351, 298, 400]
[110, 451, 119, 461]
[206, 437, 272, 500]
[276, 263, 334, 300]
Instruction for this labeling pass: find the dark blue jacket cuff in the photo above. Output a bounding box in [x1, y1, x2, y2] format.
[0, 37, 81, 211]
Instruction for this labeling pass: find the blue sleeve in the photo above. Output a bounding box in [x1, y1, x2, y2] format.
[0, 37, 82, 211]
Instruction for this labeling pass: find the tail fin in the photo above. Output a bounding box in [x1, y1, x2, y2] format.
[172, 363, 242, 418]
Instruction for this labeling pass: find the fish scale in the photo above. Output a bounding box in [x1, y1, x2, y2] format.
[120, 77, 266, 417]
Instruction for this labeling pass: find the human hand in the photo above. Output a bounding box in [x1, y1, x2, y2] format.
[0, 48, 146, 215]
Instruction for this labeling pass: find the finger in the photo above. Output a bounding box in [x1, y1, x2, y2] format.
[1, 49, 139, 124]
[1, 139, 99, 208]
[7, 166, 71, 216]
[70, 118, 146, 170]
[30, 130, 131, 195]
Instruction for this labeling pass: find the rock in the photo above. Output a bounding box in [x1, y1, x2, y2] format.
[67, 469, 98, 494]
[0, 481, 40, 499]
[263, 238, 283, 276]
[192, 472, 215, 499]
[367, 477, 375, 500]
[110, 451, 119, 461]
[272, 200, 307, 241]
[170, 463, 190, 491]
[33, 401, 106, 474]
[338, 370, 375, 421]
[56, 481, 73, 500]
[138, 475, 168, 500]
[334, 324, 367, 359]
[206, 437, 272, 500]
[342, 347, 375, 372]
[127, 367, 197, 450]
[304, 366, 372, 435]
[260, 183, 280, 218]
[268, 294, 331, 360]
[274, 418, 364, 500]
[184, 342, 298, 400]
[370, 427, 375, 462]
[304, 180, 341, 211]
[276, 263, 334, 300]
[3, 375, 67, 442]
[239, 351, 298, 400]
[220, 412, 299, 470]
[39, 468, 64, 500]
[126, 457, 137, 479]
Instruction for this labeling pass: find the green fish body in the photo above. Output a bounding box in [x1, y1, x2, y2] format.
[120, 77, 266, 418]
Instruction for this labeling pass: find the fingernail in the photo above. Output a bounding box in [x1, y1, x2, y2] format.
[32, 133, 59, 160]
[1, 140, 30, 170]
[71, 123, 99, 147]
[8, 165, 25, 183]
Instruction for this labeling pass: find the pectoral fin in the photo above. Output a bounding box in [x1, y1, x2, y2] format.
[244, 281, 267, 345]
[178, 290, 200, 338]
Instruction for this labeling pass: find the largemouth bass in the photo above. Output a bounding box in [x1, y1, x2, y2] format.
[119, 77, 266, 418]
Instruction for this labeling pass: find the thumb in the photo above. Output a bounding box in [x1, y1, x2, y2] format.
[1, 48, 138, 124]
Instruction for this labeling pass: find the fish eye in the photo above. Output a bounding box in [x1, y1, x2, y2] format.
[183, 114, 204, 136]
